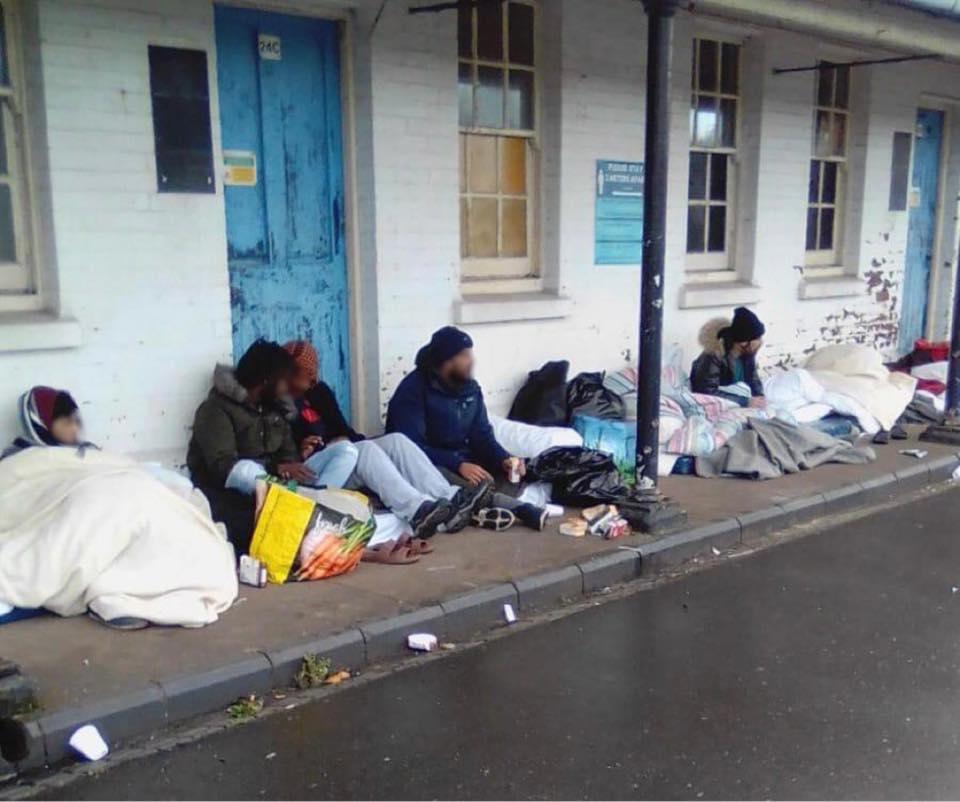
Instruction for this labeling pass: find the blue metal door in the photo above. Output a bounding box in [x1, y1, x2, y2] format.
[214, 6, 350, 409]
[899, 108, 944, 354]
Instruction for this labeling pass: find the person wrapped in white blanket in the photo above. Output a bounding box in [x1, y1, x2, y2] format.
[0, 386, 237, 630]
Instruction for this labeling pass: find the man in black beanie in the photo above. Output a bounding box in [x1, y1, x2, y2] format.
[386, 326, 548, 530]
[690, 306, 767, 408]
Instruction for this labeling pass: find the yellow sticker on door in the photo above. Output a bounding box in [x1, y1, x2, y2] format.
[224, 150, 257, 187]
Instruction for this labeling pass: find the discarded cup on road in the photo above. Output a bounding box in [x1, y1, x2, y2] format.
[407, 633, 438, 652]
[69, 724, 109, 761]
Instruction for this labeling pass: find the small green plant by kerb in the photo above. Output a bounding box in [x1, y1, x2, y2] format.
[294, 654, 332, 690]
[227, 695, 263, 720]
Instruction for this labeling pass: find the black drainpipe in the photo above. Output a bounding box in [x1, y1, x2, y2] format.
[636, 0, 679, 483]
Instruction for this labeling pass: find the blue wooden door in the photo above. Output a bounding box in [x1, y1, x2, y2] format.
[214, 6, 350, 410]
[900, 108, 944, 354]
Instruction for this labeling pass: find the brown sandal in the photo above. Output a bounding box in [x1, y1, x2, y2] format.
[396, 534, 434, 556]
[362, 540, 420, 565]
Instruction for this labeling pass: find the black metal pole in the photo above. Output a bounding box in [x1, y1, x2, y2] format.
[920, 244, 960, 444]
[636, 0, 678, 484]
[945, 247, 960, 415]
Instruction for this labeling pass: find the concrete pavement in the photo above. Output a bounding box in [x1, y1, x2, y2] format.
[14, 484, 960, 800]
[1, 427, 958, 774]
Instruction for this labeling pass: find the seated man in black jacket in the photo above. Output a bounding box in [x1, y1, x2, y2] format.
[689, 306, 767, 409]
[283, 341, 491, 538]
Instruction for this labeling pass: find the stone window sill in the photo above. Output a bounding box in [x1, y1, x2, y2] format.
[798, 274, 863, 300]
[678, 280, 763, 310]
[454, 291, 572, 324]
[0, 312, 82, 353]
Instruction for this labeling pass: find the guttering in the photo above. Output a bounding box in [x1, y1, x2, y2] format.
[691, 0, 960, 60]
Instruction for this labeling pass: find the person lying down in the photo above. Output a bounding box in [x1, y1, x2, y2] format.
[0, 386, 237, 631]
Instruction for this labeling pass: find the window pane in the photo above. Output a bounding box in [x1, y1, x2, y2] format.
[709, 154, 727, 201]
[708, 205, 726, 252]
[506, 70, 533, 130]
[466, 134, 497, 193]
[458, 62, 474, 127]
[721, 43, 739, 94]
[460, 198, 469, 258]
[835, 65, 849, 109]
[817, 65, 834, 107]
[831, 112, 846, 157]
[0, 184, 15, 262]
[694, 95, 717, 148]
[822, 160, 838, 204]
[808, 160, 821, 203]
[819, 207, 834, 250]
[697, 40, 718, 92]
[476, 66, 504, 128]
[476, 0, 503, 61]
[500, 136, 526, 194]
[805, 207, 819, 250]
[719, 98, 737, 148]
[687, 205, 706, 253]
[689, 93, 696, 140]
[814, 109, 832, 157]
[467, 197, 498, 257]
[0, 5, 8, 87]
[501, 198, 527, 256]
[508, 3, 534, 66]
[458, 5, 473, 58]
[688, 152, 707, 200]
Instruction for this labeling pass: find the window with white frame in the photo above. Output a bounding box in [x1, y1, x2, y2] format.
[458, 0, 537, 281]
[805, 62, 849, 266]
[0, 0, 34, 294]
[686, 37, 739, 272]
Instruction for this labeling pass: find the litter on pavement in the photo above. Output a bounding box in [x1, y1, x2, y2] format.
[68, 725, 109, 762]
[900, 449, 928, 459]
[503, 603, 517, 624]
[407, 633, 438, 652]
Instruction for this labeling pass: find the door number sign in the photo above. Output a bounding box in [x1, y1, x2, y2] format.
[258, 34, 282, 61]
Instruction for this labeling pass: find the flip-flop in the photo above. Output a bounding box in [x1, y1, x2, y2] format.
[472, 507, 516, 532]
[395, 534, 435, 555]
[362, 542, 420, 565]
[88, 610, 150, 631]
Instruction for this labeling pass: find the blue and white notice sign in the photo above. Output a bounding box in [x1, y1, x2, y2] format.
[594, 160, 644, 265]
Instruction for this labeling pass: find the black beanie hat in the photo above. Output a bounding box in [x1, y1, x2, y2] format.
[722, 306, 765, 344]
[429, 326, 473, 365]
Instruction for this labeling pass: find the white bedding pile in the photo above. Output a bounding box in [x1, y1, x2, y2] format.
[0, 447, 237, 627]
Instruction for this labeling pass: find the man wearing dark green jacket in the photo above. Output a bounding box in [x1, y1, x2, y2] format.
[187, 340, 312, 552]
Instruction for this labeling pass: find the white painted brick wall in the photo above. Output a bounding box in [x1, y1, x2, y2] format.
[0, 0, 232, 457]
[4, 0, 960, 459]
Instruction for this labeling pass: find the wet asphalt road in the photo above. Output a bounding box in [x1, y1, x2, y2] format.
[21, 487, 960, 800]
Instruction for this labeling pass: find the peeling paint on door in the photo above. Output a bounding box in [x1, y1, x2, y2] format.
[215, 7, 350, 410]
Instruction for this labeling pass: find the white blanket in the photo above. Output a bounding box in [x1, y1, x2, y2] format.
[490, 415, 583, 458]
[0, 448, 237, 627]
[804, 344, 916, 432]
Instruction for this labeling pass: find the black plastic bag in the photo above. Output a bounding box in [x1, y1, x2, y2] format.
[508, 360, 570, 426]
[527, 446, 630, 506]
[566, 372, 624, 422]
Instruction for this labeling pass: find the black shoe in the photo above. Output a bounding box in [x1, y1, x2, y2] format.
[438, 478, 493, 534]
[891, 424, 909, 440]
[411, 499, 452, 539]
[513, 503, 548, 531]
[472, 507, 516, 531]
[873, 429, 891, 445]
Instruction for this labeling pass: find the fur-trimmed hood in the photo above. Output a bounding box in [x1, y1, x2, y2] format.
[212, 364, 248, 405]
[698, 317, 731, 358]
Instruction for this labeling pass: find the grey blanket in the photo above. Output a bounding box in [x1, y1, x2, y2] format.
[696, 417, 875, 480]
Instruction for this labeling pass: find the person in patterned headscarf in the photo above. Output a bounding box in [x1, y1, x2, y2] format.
[2, 386, 86, 459]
